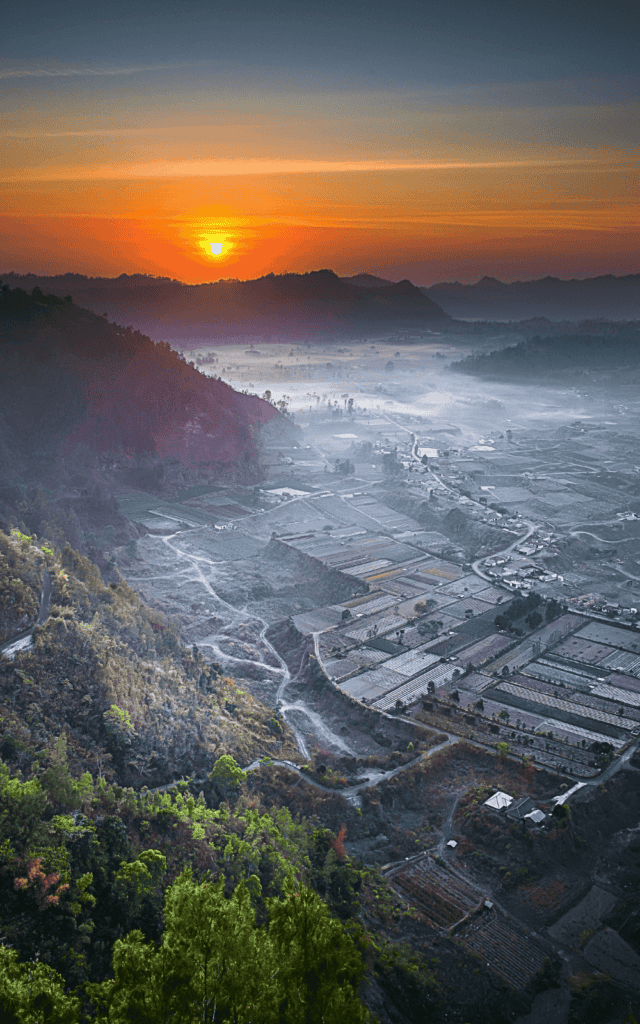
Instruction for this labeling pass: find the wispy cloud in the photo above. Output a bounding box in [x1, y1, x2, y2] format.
[4, 155, 633, 183]
[0, 124, 295, 138]
[0, 63, 179, 80]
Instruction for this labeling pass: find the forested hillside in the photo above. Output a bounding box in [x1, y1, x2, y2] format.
[0, 527, 448, 1024]
[0, 282, 281, 488]
[451, 329, 640, 379]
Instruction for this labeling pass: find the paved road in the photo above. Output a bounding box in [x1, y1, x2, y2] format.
[471, 519, 536, 583]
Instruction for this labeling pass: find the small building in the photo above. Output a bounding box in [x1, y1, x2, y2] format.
[506, 796, 535, 821]
[524, 809, 546, 825]
[483, 791, 513, 812]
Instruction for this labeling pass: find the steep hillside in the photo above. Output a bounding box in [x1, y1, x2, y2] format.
[0, 270, 450, 341]
[0, 528, 300, 786]
[0, 282, 287, 488]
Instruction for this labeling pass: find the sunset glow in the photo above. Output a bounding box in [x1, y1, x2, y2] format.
[1, 1, 638, 284]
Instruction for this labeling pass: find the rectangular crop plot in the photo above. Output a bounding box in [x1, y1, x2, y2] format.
[318, 631, 353, 658]
[599, 650, 640, 673]
[323, 658, 361, 680]
[462, 915, 549, 989]
[383, 649, 441, 677]
[444, 597, 494, 620]
[342, 614, 407, 642]
[380, 578, 434, 597]
[456, 633, 512, 667]
[526, 660, 597, 688]
[342, 559, 392, 576]
[292, 608, 344, 633]
[553, 637, 615, 665]
[496, 681, 638, 733]
[373, 662, 461, 710]
[474, 585, 509, 604]
[575, 622, 640, 654]
[376, 578, 425, 597]
[534, 721, 625, 747]
[591, 682, 640, 707]
[339, 667, 405, 700]
[389, 856, 484, 929]
[457, 672, 494, 694]
[341, 594, 397, 615]
[421, 562, 465, 581]
[607, 673, 640, 694]
[531, 614, 584, 646]
[438, 575, 489, 597]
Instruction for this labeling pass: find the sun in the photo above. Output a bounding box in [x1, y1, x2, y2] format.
[210, 242, 223, 255]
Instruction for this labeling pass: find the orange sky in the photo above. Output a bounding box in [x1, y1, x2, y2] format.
[2, 3, 639, 284]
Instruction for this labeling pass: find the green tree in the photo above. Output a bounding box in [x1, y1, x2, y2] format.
[0, 761, 48, 857]
[103, 706, 135, 750]
[39, 735, 79, 807]
[209, 755, 247, 801]
[88, 871, 273, 1024]
[0, 945, 81, 1024]
[267, 879, 369, 1024]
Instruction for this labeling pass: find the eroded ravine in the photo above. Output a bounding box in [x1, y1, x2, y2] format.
[151, 531, 356, 759]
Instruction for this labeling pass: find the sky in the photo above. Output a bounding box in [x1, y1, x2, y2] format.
[1, 0, 639, 285]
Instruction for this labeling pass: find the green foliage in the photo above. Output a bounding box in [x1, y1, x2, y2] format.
[39, 735, 82, 807]
[209, 754, 247, 799]
[0, 945, 81, 1024]
[88, 870, 368, 1024]
[0, 760, 48, 857]
[103, 705, 135, 750]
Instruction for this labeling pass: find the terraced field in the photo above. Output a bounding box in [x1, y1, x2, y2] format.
[389, 856, 485, 929]
[461, 914, 549, 989]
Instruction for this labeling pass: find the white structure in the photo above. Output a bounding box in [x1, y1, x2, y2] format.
[524, 809, 546, 824]
[483, 791, 513, 811]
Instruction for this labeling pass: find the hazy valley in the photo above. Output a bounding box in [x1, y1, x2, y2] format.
[2, 280, 640, 1024]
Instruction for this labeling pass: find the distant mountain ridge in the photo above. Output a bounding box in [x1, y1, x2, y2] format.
[422, 273, 640, 321]
[0, 269, 450, 340]
[4, 268, 639, 328]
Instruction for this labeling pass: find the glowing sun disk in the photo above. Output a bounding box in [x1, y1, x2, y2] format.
[210, 241, 223, 255]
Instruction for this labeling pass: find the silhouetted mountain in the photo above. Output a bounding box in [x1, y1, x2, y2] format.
[0, 269, 450, 340]
[0, 283, 286, 490]
[340, 273, 394, 288]
[423, 273, 640, 321]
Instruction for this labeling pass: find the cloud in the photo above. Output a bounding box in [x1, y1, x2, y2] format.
[4, 155, 630, 183]
[0, 63, 178, 80]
